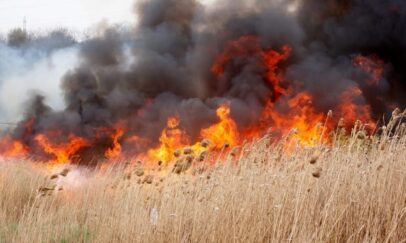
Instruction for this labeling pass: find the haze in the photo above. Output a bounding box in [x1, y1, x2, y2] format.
[0, 0, 214, 34]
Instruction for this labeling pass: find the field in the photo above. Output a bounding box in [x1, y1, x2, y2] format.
[0, 124, 406, 243]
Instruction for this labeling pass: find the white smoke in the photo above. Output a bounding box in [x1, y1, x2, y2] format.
[0, 43, 78, 122]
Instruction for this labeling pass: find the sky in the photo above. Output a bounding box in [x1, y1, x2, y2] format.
[0, 0, 215, 34]
[0, 0, 136, 34]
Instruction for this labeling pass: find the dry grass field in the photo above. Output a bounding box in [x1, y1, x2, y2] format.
[0, 121, 406, 243]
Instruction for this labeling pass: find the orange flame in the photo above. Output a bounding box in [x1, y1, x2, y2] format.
[353, 54, 384, 86]
[105, 127, 124, 159]
[0, 36, 383, 167]
[338, 86, 375, 129]
[263, 45, 292, 99]
[145, 104, 239, 164]
[0, 136, 28, 157]
[260, 92, 327, 146]
[147, 116, 189, 163]
[212, 36, 291, 101]
[34, 133, 89, 165]
[201, 104, 239, 149]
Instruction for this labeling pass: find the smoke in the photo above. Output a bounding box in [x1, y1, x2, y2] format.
[1, 0, 405, 164]
[0, 31, 78, 121]
[297, 0, 406, 109]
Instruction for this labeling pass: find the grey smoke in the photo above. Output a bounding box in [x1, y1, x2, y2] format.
[2, 0, 405, 164]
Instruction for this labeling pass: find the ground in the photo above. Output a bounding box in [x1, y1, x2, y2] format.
[0, 126, 405, 243]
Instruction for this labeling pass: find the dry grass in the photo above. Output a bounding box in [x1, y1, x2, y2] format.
[0, 124, 406, 243]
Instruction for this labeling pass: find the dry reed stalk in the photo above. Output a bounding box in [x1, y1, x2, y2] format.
[0, 119, 405, 243]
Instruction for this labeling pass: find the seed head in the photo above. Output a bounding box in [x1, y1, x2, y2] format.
[357, 131, 367, 140]
[174, 150, 181, 158]
[327, 110, 333, 118]
[201, 139, 211, 148]
[185, 155, 194, 163]
[183, 147, 193, 155]
[143, 175, 154, 184]
[60, 168, 70, 177]
[230, 147, 239, 157]
[38, 186, 56, 193]
[198, 151, 208, 162]
[309, 151, 321, 164]
[392, 108, 401, 118]
[312, 167, 322, 178]
[338, 118, 345, 128]
[134, 167, 145, 177]
[124, 173, 132, 180]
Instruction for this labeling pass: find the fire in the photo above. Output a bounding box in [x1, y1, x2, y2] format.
[34, 133, 89, 165]
[211, 36, 327, 146]
[0, 136, 28, 157]
[147, 116, 189, 163]
[260, 92, 327, 146]
[105, 127, 124, 159]
[353, 55, 385, 86]
[201, 104, 239, 149]
[263, 45, 292, 99]
[0, 34, 384, 167]
[146, 104, 239, 164]
[212, 35, 291, 100]
[338, 86, 375, 129]
[211, 35, 258, 76]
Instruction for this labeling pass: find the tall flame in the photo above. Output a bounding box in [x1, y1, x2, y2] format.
[105, 127, 124, 159]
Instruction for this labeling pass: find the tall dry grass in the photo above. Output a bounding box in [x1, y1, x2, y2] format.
[0, 119, 406, 243]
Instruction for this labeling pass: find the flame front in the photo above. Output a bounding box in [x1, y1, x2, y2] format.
[34, 133, 89, 165]
[0, 35, 385, 167]
[261, 92, 327, 146]
[0, 136, 28, 157]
